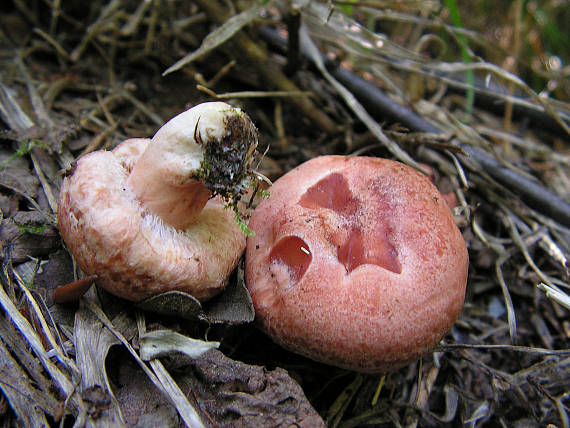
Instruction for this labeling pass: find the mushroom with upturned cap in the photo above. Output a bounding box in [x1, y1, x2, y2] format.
[245, 156, 468, 373]
[58, 102, 258, 302]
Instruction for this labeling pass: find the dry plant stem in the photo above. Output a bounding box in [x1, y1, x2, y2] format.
[326, 374, 364, 428]
[0, 281, 84, 415]
[85, 301, 206, 428]
[192, 0, 337, 134]
[74, 303, 126, 425]
[136, 312, 206, 428]
[260, 27, 570, 227]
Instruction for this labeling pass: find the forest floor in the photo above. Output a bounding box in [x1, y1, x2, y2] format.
[0, 1, 569, 427]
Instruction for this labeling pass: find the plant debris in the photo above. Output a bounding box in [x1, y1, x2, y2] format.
[0, 0, 569, 426]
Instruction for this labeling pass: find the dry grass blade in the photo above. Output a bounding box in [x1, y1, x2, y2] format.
[163, 2, 269, 76]
[300, 25, 427, 173]
[537, 283, 570, 311]
[15, 57, 54, 130]
[0, 340, 51, 427]
[136, 313, 207, 428]
[148, 360, 206, 428]
[85, 301, 206, 427]
[0, 277, 83, 415]
[74, 301, 129, 426]
[440, 343, 570, 355]
[555, 392, 570, 428]
[326, 374, 363, 428]
[0, 83, 35, 132]
[332, 0, 440, 13]
[30, 152, 58, 213]
[13, 270, 77, 374]
[196, 84, 313, 99]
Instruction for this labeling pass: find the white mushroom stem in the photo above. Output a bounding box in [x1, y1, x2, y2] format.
[125, 102, 256, 230]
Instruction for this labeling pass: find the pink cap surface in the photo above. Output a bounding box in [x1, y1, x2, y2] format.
[58, 139, 246, 302]
[246, 156, 468, 372]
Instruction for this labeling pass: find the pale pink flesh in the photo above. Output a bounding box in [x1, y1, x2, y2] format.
[269, 236, 312, 283]
[299, 171, 400, 274]
[298, 172, 357, 215]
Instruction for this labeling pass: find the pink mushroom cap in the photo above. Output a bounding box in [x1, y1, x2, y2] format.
[246, 155, 468, 373]
[58, 138, 246, 302]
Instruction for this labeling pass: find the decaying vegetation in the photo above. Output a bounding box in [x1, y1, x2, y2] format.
[0, 0, 568, 426]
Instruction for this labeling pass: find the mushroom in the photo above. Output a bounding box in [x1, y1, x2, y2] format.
[245, 156, 468, 373]
[58, 102, 258, 301]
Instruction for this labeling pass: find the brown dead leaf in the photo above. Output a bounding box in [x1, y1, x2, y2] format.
[173, 349, 326, 427]
[114, 359, 182, 427]
[0, 147, 39, 199]
[0, 213, 60, 263]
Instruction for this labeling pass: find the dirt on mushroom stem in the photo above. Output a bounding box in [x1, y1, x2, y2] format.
[198, 109, 260, 223]
[199, 111, 259, 195]
[123, 102, 260, 232]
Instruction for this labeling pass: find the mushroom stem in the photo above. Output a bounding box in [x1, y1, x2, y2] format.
[125, 102, 258, 230]
[127, 151, 212, 230]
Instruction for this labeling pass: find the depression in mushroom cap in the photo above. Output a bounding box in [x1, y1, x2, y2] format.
[58, 102, 258, 302]
[246, 156, 468, 373]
